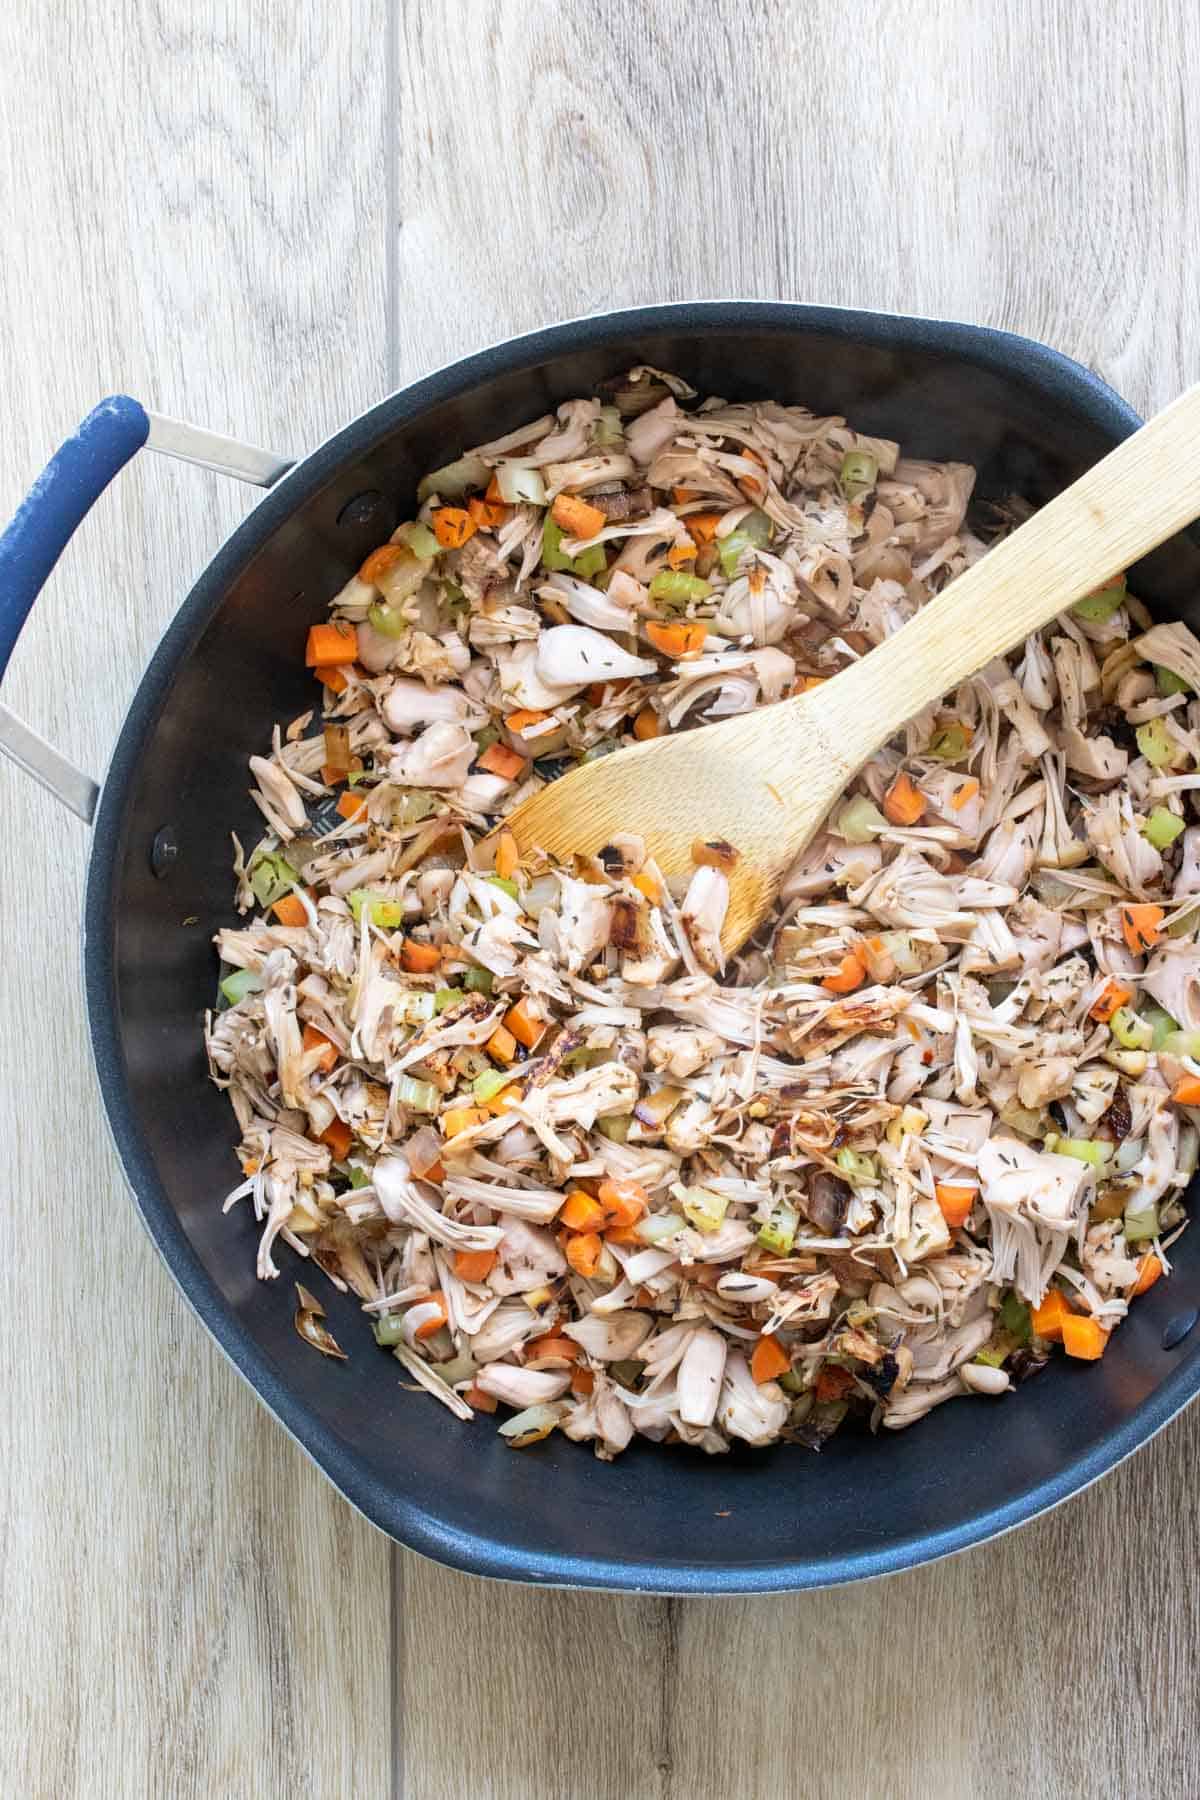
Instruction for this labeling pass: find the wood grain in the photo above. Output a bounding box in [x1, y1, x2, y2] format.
[0, 3, 392, 1797]
[3, 0, 1200, 1796]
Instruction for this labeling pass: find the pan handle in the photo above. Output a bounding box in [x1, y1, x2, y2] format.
[0, 399, 294, 821]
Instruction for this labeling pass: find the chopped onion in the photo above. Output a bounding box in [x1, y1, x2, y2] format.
[497, 1402, 567, 1446]
[633, 1210, 685, 1244]
[495, 462, 547, 506]
[406, 1126, 444, 1177]
[417, 453, 489, 503]
[1115, 1137, 1145, 1173]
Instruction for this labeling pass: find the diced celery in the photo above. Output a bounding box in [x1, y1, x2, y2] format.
[834, 795, 888, 844]
[1124, 1201, 1159, 1244]
[487, 875, 520, 901]
[346, 1164, 372, 1189]
[1109, 1006, 1153, 1051]
[835, 1148, 878, 1185]
[367, 600, 407, 638]
[433, 987, 460, 1013]
[757, 1199, 799, 1255]
[716, 509, 772, 579]
[1070, 583, 1126, 623]
[1143, 806, 1185, 850]
[974, 1346, 1007, 1368]
[925, 723, 971, 763]
[473, 1068, 512, 1104]
[596, 1113, 631, 1144]
[594, 405, 623, 447]
[396, 1075, 439, 1114]
[573, 544, 607, 580]
[1163, 1029, 1200, 1059]
[348, 889, 405, 929]
[396, 520, 440, 560]
[1136, 718, 1180, 768]
[372, 1313, 407, 1347]
[1156, 664, 1191, 696]
[541, 516, 574, 571]
[1046, 1136, 1109, 1169]
[839, 450, 878, 501]
[1000, 1292, 1031, 1342]
[219, 967, 263, 1006]
[463, 966, 494, 994]
[249, 851, 298, 908]
[648, 570, 712, 605]
[393, 789, 438, 825]
[679, 1186, 729, 1234]
[1142, 1002, 1179, 1050]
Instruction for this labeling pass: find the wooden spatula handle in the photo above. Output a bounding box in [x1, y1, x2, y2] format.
[816, 383, 1200, 767]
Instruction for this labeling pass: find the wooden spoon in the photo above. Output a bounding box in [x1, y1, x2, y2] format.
[499, 385, 1200, 951]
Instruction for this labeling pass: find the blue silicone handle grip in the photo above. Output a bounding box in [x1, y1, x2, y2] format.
[0, 395, 150, 685]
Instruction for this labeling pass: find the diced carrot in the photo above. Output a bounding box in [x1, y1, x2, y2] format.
[1173, 1076, 1200, 1106]
[302, 1024, 338, 1073]
[570, 1366, 595, 1397]
[604, 1226, 642, 1247]
[1031, 1288, 1073, 1342]
[666, 539, 697, 567]
[524, 1335, 580, 1368]
[633, 1286, 657, 1310]
[672, 486, 699, 504]
[793, 676, 826, 694]
[336, 790, 367, 821]
[477, 741, 527, 781]
[559, 1189, 609, 1233]
[815, 1364, 856, 1401]
[412, 1292, 448, 1340]
[468, 495, 509, 530]
[504, 709, 550, 734]
[241, 1157, 260, 1177]
[750, 1334, 791, 1385]
[1132, 1253, 1163, 1297]
[494, 829, 520, 881]
[320, 666, 350, 694]
[442, 1106, 488, 1138]
[358, 543, 408, 584]
[685, 512, 722, 545]
[485, 473, 504, 503]
[950, 778, 980, 811]
[466, 1382, 498, 1413]
[400, 938, 442, 974]
[1121, 904, 1164, 955]
[645, 620, 707, 659]
[598, 1177, 648, 1230]
[319, 1117, 352, 1160]
[504, 999, 545, 1049]
[934, 1183, 976, 1228]
[423, 1159, 446, 1183]
[271, 892, 308, 927]
[565, 1232, 603, 1278]
[486, 1024, 518, 1066]
[883, 773, 926, 826]
[453, 1248, 497, 1282]
[822, 949, 866, 995]
[551, 493, 607, 539]
[632, 869, 662, 904]
[1089, 978, 1132, 1023]
[481, 1085, 521, 1117]
[1062, 1314, 1108, 1360]
[305, 621, 358, 668]
[320, 761, 354, 788]
[633, 705, 661, 740]
[432, 506, 476, 549]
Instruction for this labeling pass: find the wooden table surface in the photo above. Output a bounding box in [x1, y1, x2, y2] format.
[2, 2, 1199, 1795]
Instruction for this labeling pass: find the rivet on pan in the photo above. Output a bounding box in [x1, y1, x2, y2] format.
[151, 826, 179, 879]
[337, 489, 386, 529]
[1161, 1309, 1198, 1351]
